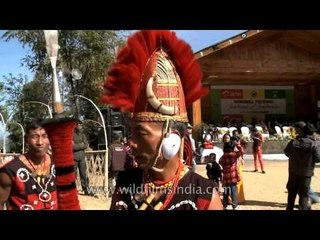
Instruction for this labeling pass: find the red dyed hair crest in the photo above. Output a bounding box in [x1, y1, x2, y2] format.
[101, 30, 208, 122]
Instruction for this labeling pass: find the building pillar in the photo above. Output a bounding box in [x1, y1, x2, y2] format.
[192, 99, 202, 127]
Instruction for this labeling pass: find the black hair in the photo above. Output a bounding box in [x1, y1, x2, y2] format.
[169, 121, 187, 137]
[222, 133, 235, 152]
[231, 136, 240, 142]
[232, 129, 239, 135]
[223, 141, 236, 152]
[206, 158, 222, 183]
[303, 123, 315, 136]
[207, 153, 216, 163]
[152, 120, 186, 140]
[112, 134, 121, 141]
[25, 120, 44, 135]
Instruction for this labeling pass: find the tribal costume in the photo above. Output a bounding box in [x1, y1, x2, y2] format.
[102, 30, 222, 210]
[113, 167, 214, 210]
[0, 156, 57, 210]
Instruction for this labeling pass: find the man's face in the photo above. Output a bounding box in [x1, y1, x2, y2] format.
[26, 127, 50, 157]
[129, 121, 163, 168]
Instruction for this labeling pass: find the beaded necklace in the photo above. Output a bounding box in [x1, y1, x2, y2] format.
[160, 163, 187, 210]
[143, 162, 188, 209]
[26, 155, 48, 183]
[143, 167, 176, 194]
[146, 179, 175, 191]
[25, 155, 53, 203]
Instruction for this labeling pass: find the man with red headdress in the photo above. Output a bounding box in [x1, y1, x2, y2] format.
[101, 30, 223, 210]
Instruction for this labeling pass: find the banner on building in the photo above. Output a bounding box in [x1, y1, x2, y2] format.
[221, 99, 286, 114]
[209, 86, 294, 123]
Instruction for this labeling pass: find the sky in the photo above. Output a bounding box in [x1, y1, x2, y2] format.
[0, 30, 245, 81]
[0, 30, 245, 140]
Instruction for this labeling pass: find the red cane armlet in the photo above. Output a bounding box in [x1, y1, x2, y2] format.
[42, 117, 81, 210]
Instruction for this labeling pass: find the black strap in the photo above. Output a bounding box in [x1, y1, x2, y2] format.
[55, 165, 75, 176]
[56, 182, 77, 191]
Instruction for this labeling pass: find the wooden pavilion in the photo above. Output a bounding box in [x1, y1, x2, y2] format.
[191, 30, 320, 127]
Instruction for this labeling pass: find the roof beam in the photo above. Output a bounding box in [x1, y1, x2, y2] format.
[285, 31, 320, 54]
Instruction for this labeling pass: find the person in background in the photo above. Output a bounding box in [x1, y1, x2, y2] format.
[284, 121, 320, 210]
[209, 123, 219, 143]
[231, 129, 245, 204]
[219, 133, 244, 210]
[206, 153, 222, 187]
[73, 124, 93, 196]
[252, 128, 265, 173]
[200, 134, 215, 164]
[185, 123, 197, 172]
[122, 137, 138, 170]
[308, 188, 320, 206]
[108, 135, 127, 192]
[203, 134, 214, 149]
[0, 121, 57, 210]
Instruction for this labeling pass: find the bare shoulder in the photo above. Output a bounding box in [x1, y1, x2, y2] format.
[207, 189, 223, 210]
[0, 171, 12, 187]
[187, 171, 223, 210]
[0, 171, 12, 209]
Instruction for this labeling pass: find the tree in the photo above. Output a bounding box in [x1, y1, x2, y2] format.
[2, 30, 125, 107]
[0, 73, 35, 152]
[1, 30, 127, 149]
[1, 73, 28, 113]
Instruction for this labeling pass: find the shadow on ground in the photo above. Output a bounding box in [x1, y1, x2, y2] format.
[241, 200, 287, 208]
[242, 170, 265, 173]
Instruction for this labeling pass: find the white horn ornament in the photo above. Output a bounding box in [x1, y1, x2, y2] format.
[146, 77, 176, 115]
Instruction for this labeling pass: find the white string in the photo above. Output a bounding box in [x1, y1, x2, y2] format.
[151, 119, 170, 172]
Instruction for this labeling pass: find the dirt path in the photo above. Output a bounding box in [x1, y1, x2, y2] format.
[78, 160, 320, 210]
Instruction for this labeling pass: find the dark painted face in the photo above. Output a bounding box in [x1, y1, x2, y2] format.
[26, 127, 50, 158]
[129, 121, 163, 169]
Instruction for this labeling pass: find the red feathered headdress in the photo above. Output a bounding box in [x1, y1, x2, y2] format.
[101, 30, 208, 122]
